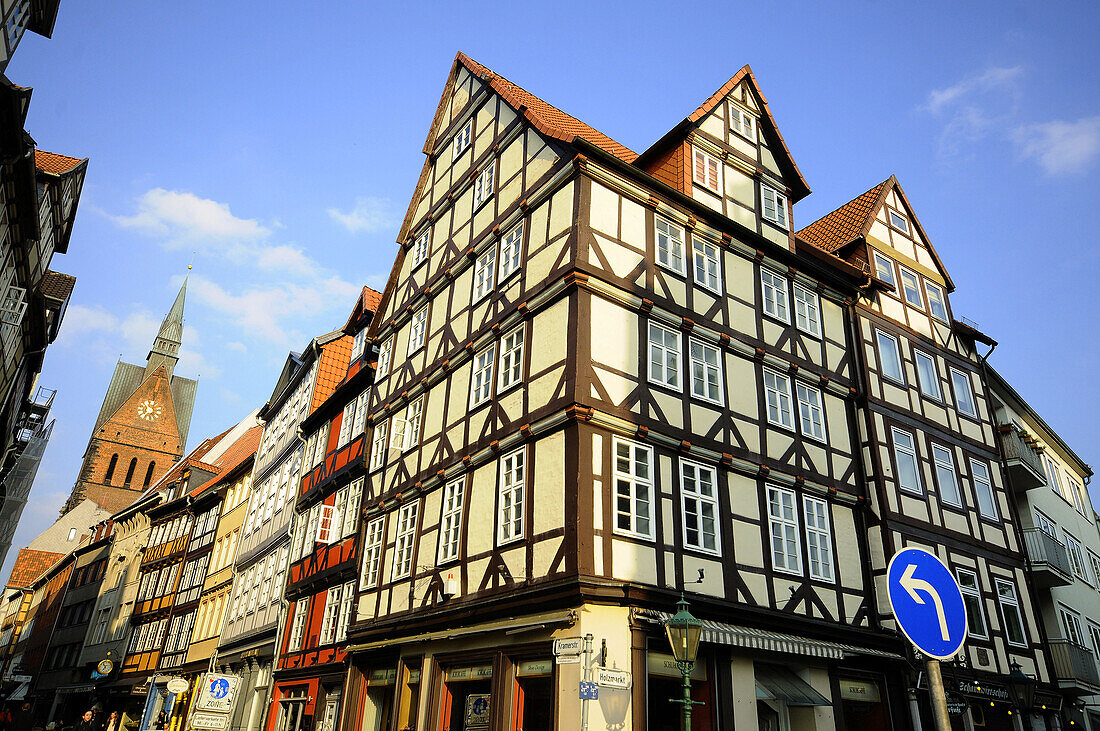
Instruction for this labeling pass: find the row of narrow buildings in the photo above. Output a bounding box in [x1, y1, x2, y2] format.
[0, 52, 1097, 731]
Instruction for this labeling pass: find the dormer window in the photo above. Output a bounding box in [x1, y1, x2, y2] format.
[692, 147, 722, 194]
[872, 251, 896, 288]
[761, 185, 788, 230]
[451, 119, 472, 161]
[729, 103, 756, 142]
[887, 209, 910, 234]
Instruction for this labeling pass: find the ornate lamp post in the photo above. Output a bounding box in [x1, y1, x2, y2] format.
[1005, 660, 1037, 725]
[664, 594, 703, 731]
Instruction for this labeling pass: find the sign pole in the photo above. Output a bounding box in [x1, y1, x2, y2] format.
[926, 658, 952, 731]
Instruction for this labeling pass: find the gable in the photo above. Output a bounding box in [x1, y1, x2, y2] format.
[95, 365, 182, 450]
[864, 185, 953, 290]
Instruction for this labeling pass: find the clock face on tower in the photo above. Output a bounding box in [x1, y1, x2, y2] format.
[137, 399, 162, 421]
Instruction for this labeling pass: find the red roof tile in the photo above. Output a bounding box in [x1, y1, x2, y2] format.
[456, 53, 638, 164]
[797, 179, 890, 253]
[190, 425, 262, 497]
[34, 149, 84, 175]
[37, 270, 75, 301]
[312, 336, 353, 413]
[7, 549, 64, 588]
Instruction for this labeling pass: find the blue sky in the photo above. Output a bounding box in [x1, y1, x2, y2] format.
[4, 1, 1099, 576]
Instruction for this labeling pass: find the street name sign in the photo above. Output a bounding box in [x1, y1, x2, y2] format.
[887, 547, 967, 659]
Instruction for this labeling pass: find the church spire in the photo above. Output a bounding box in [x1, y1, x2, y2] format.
[146, 277, 186, 379]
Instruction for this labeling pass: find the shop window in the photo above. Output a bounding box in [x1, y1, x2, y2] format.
[276, 686, 308, 731]
[359, 668, 396, 731]
[395, 663, 422, 731]
[645, 651, 715, 731]
[439, 664, 493, 731]
[512, 660, 554, 731]
[836, 677, 889, 731]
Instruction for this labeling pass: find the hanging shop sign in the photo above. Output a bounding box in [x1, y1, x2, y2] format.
[646, 652, 706, 681]
[167, 678, 190, 695]
[516, 660, 553, 677]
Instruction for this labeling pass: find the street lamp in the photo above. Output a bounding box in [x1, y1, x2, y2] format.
[1006, 660, 1037, 715]
[664, 594, 703, 731]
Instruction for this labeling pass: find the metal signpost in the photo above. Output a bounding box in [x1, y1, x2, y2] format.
[887, 547, 968, 731]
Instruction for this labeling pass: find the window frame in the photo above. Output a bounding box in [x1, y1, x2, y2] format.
[688, 337, 724, 405]
[925, 280, 949, 322]
[795, 382, 827, 442]
[760, 267, 790, 324]
[970, 459, 999, 521]
[955, 568, 989, 640]
[498, 221, 524, 282]
[679, 459, 720, 556]
[497, 447, 526, 546]
[647, 320, 682, 392]
[931, 443, 963, 508]
[728, 103, 756, 142]
[767, 485, 802, 576]
[375, 337, 392, 380]
[612, 437, 655, 540]
[872, 251, 896, 288]
[887, 208, 910, 234]
[407, 306, 428, 356]
[1065, 532, 1090, 583]
[472, 163, 495, 210]
[763, 368, 795, 431]
[411, 229, 430, 270]
[891, 427, 924, 496]
[391, 501, 419, 581]
[451, 119, 472, 160]
[692, 238, 722, 293]
[497, 324, 525, 394]
[898, 266, 924, 308]
[876, 330, 905, 385]
[437, 477, 466, 565]
[802, 496, 834, 582]
[914, 349, 942, 401]
[950, 368, 978, 419]
[655, 215, 686, 276]
[469, 344, 496, 408]
[692, 146, 722, 194]
[761, 185, 789, 230]
[360, 517, 385, 589]
[792, 283, 821, 338]
[995, 579, 1028, 647]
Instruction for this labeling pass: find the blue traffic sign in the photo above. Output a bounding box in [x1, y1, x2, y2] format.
[209, 678, 230, 699]
[887, 547, 968, 660]
[579, 681, 599, 700]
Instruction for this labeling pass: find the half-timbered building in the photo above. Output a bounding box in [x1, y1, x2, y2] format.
[343, 53, 906, 731]
[215, 331, 352, 731]
[799, 178, 1052, 729]
[268, 287, 380, 731]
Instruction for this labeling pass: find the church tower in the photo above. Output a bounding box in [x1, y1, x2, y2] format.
[60, 281, 198, 515]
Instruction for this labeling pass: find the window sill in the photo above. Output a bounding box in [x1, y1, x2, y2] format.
[692, 279, 723, 296]
[656, 260, 687, 278]
[794, 325, 822, 341]
[762, 311, 792, 328]
[690, 392, 725, 408]
[762, 217, 789, 232]
[647, 378, 683, 395]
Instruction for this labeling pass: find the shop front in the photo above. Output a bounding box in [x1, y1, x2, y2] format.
[269, 675, 345, 731]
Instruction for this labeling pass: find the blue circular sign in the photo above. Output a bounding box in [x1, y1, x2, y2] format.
[887, 547, 968, 660]
[210, 678, 230, 699]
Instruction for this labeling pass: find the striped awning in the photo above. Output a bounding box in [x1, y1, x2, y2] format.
[636, 609, 903, 661]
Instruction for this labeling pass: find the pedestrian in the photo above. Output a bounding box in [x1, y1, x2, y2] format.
[75, 709, 99, 731]
[104, 711, 120, 731]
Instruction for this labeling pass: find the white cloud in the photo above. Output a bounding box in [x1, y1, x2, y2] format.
[254, 244, 322, 278]
[924, 66, 1023, 114]
[1013, 117, 1100, 175]
[110, 188, 270, 250]
[226, 341, 248, 354]
[328, 196, 397, 234]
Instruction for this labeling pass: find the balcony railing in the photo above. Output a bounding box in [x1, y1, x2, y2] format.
[1022, 527, 1073, 587]
[1049, 639, 1100, 692]
[998, 426, 1046, 491]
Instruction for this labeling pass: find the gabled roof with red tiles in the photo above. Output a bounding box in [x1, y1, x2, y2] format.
[797, 175, 955, 290]
[312, 334, 353, 413]
[341, 286, 384, 334]
[635, 65, 811, 202]
[84, 487, 144, 514]
[190, 425, 262, 498]
[37, 270, 75, 301]
[7, 549, 64, 588]
[797, 179, 890, 254]
[34, 149, 85, 176]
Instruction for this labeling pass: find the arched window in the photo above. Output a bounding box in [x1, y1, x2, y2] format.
[124, 458, 137, 487]
[143, 461, 156, 488]
[104, 454, 118, 484]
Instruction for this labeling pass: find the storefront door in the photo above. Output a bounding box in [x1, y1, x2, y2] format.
[511, 660, 553, 731]
[645, 652, 715, 731]
[439, 665, 493, 731]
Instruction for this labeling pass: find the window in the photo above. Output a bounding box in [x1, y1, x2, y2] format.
[767, 486, 801, 575]
[438, 478, 465, 564]
[970, 459, 998, 520]
[655, 216, 686, 274]
[392, 502, 419, 580]
[342, 478, 363, 537]
[498, 448, 526, 545]
[950, 369, 977, 418]
[925, 281, 948, 322]
[376, 338, 392, 379]
[761, 185, 789, 229]
[760, 268, 790, 323]
[1062, 608, 1085, 646]
[473, 246, 496, 302]
[1044, 455, 1064, 498]
[995, 579, 1027, 646]
[887, 209, 909, 234]
[288, 599, 309, 651]
[613, 438, 653, 539]
[795, 383, 827, 442]
[1067, 474, 1087, 514]
[470, 345, 495, 407]
[647, 321, 681, 390]
[361, 517, 385, 588]
[803, 497, 833, 581]
[729, 104, 756, 141]
[914, 350, 941, 400]
[680, 461, 719, 554]
[876, 331, 904, 383]
[872, 251, 896, 288]
[792, 284, 821, 337]
[473, 164, 495, 209]
[763, 369, 794, 430]
[899, 267, 923, 308]
[692, 238, 721, 292]
[1089, 553, 1100, 589]
[369, 422, 388, 472]
[931, 444, 962, 507]
[337, 401, 355, 449]
[336, 580, 355, 642]
[692, 147, 721, 193]
[407, 307, 427, 355]
[498, 222, 523, 281]
[396, 399, 423, 452]
[351, 329, 367, 361]
[316, 504, 336, 545]
[498, 326, 525, 392]
[688, 339, 723, 404]
[1066, 533, 1089, 582]
[891, 428, 923, 495]
[1089, 624, 1100, 667]
[320, 584, 342, 645]
[411, 229, 430, 269]
[452, 119, 471, 160]
[956, 569, 988, 639]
